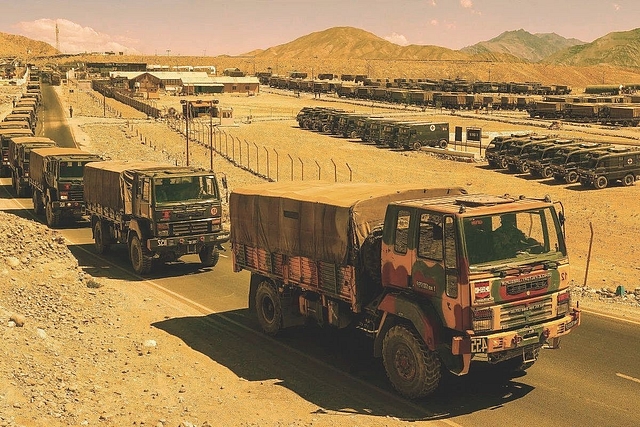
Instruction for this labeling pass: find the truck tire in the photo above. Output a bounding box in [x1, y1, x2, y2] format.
[594, 175, 608, 189]
[45, 202, 60, 228]
[130, 234, 152, 275]
[93, 220, 110, 254]
[499, 158, 508, 169]
[199, 245, 220, 267]
[382, 324, 441, 399]
[32, 189, 44, 215]
[565, 171, 579, 184]
[520, 163, 530, 174]
[255, 280, 282, 336]
[623, 173, 635, 186]
[412, 142, 422, 151]
[438, 139, 448, 149]
[541, 166, 553, 179]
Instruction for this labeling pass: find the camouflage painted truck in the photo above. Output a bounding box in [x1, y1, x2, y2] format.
[84, 160, 230, 274]
[8, 136, 56, 197]
[28, 147, 103, 227]
[230, 182, 580, 399]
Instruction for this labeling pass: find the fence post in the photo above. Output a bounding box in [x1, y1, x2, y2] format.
[298, 157, 304, 181]
[288, 153, 293, 181]
[331, 159, 337, 182]
[315, 160, 321, 180]
[274, 149, 279, 182]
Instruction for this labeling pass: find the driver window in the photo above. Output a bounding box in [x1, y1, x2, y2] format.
[418, 213, 443, 261]
[394, 210, 411, 254]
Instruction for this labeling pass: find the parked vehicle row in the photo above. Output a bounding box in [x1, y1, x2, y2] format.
[484, 133, 640, 189]
[296, 107, 450, 150]
[528, 101, 640, 126]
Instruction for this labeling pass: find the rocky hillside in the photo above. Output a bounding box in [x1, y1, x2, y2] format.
[0, 32, 58, 58]
[461, 29, 585, 62]
[544, 28, 640, 67]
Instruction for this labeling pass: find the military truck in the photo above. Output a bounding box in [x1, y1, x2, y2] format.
[504, 135, 555, 173]
[0, 127, 34, 177]
[549, 143, 613, 184]
[396, 122, 449, 150]
[8, 136, 56, 196]
[230, 182, 580, 399]
[84, 160, 229, 274]
[485, 133, 531, 169]
[527, 139, 583, 178]
[4, 113, 35, 131]
[29, 147, 103, 227]
[577, 147, 640, 189]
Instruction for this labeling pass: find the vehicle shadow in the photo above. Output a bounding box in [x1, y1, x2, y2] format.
[152, 311, 534, 422]
[67, 242, 220, 281]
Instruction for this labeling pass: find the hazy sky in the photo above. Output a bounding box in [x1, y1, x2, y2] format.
[2, 0, 639, 56]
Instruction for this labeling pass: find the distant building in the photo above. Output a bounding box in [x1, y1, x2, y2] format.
[109, 71, 258, 95]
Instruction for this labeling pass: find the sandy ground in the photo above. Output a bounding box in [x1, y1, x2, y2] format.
[1, 80, 639, 427]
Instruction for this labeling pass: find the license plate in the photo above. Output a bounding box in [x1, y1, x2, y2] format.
[471, 337, 488, 353]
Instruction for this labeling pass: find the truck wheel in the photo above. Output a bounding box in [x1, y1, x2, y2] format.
[255, 280, 282, 336]
[93, 221, 110, 254]
[594, 175, 608, 189]
[45, 202, 60, 228]
[32, 189, 44, 215]
[623, 174, 635, 187]
[566, 171, 579, 184]
[382, 324, 441, 399]
[130, 235, 152, 275]
[438, 139, 448, 149]
[412, 142, 422, 151]
[520, 163, 530, 174]
[499, 158, 508, 169]
[541, 167, 553, 179]
[199, 245, 220, 267]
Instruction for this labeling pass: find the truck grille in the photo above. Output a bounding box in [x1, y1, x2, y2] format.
[500, 295, 554, 330]
[505, 276, 549, 295]
[171, 221, 209, 236]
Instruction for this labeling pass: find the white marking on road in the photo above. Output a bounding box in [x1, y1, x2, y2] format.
[616, 373, 640, 384]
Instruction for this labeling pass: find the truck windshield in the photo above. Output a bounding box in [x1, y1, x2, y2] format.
[59, 161, 87, 178]
[462, 207, 564, 266]
[154, 175, 218, 203]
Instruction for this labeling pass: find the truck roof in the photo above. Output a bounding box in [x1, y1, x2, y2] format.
[29, 147, 101, 160]
[230, 181, 466, 265]
[0, 128, 33, 137]
[85, 160, 208, 177]
[9, 136, 56, 145]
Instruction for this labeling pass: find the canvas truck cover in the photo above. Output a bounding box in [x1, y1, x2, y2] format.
[84, 160, 169, 215]
[29, 147, 101, 185]
[230, 181, 465, 265]
[8, 137, 56, 163]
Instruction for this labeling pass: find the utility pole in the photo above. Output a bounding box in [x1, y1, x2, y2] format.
[185, 101, 190, 166]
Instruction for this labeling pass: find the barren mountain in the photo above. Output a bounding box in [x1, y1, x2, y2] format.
[461, 29, 585, 62]
[0, 32, 58, 58]
[545, 27, 640, 67]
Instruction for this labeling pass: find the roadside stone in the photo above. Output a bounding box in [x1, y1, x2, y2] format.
[9, 313, 25, 327]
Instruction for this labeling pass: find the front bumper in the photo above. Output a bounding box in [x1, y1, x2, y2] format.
[452, 309, 580, 367]
[147, 230, 230, 251]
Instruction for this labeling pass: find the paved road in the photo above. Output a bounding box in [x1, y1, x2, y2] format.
[4, 84, 639, 426]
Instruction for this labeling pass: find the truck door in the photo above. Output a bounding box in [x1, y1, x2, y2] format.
[137, 177, 152, 218]
[381, 207, 417, 290]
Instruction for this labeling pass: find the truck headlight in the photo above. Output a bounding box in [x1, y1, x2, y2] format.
[557, 291, 570, 316]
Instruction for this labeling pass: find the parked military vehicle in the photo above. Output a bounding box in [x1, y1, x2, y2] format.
[0, 127, 34, 177]
[29, 147, 103, 227]
[338, 113, 371, 138]
[84, 160, 229, 274]
[504, 135, 555, 173]
[230, 182, 580, 399]
[485, 133, 532, 169]
[577, 147, 640, 189]
[527, 139, 583, 178]
[396, 122, 449, 150]
[549, 143, 613, 183]
[4, 113, 35, 131]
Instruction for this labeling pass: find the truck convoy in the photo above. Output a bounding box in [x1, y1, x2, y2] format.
[8, 136, 57, 197]
[83, 160, 230, 274]
[28, 147, 103, 227]
[230, 182, 580, 399]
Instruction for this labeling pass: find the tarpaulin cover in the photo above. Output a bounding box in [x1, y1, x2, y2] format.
[230, 181, 463, 265]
